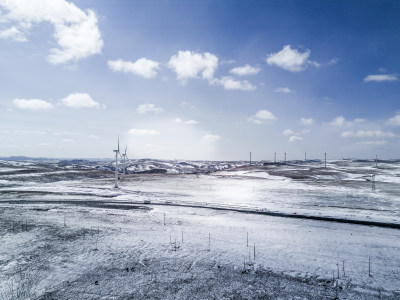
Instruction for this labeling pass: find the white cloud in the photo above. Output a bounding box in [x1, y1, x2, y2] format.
[220, 59, 236, 65]
[308, 60, 321, 68]
[136, 103, 163, 114]
[274, 87, 293, 93]
[48, 11, 103, 65]
[212, 76, 256, 91]
[168, 50, 218, 82]
[283, 129, 310, 138]
[128, 129, 160, 136]
[283, 129, 294, 136]
[229, 64, 260, 76]
[13, 98, 53, 110]
[330, 116, 346, 126]
[309, 58, 339, 68]
[300, 117, 313, 125]
[266, 45, 310, 72]
[289, 136, 303, 143]
[254, 110, 277, 120]
[168, 50, 256, 91]
[340, 131, 354, 137]
[354, 118, 366, 123]
[60, 93, 103, 108]
[364, 74, 398, 82]
[174, 118, 197, 124]
[203, 134, 220, 142]
[248, 109, 277, 124]
[108, 58, 160, 79]
[356, 140, 388, 146]
[329, 116, 366, 126]
[0, 0, 103, 65]
[0, 26, 27, 42]
[341, 130, 396, 138]
[53, 131, 82, 136]
[387, 114, 400, 126]
[328, 58, 339, 65]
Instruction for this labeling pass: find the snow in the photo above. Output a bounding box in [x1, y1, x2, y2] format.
[0, 159, 400, 298]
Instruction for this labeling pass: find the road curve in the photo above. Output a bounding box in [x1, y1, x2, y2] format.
[1, 199, 400, 230]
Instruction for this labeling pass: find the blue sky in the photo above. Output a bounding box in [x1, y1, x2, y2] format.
[0, 0, 399, 160]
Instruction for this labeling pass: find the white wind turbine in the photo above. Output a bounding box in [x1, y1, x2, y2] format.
[113, 136, 120, 188]
[121, 145, 129, 179]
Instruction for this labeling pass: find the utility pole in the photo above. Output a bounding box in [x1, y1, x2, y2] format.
[369, 256, 371, 276]
[372, 174, 376, 190]
[113, 150, 119, 188]
[113, 136, 120, 188]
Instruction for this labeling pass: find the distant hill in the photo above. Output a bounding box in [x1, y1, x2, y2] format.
[0, 156, 110, 162]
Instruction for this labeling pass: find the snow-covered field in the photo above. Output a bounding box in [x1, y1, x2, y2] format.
[0, 159, 399, 299]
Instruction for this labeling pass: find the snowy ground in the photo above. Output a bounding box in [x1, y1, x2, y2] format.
[0, 159, 400, 299]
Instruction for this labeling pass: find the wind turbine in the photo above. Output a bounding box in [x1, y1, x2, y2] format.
[113, 136, 120, 188]
[122, 145, 129, 179]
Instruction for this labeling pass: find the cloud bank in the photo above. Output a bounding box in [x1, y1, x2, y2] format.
[0, 0, 103, 65]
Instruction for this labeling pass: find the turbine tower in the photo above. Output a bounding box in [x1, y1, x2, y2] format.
[122, 145, 129, 179]
[113, 136, 120, 188]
